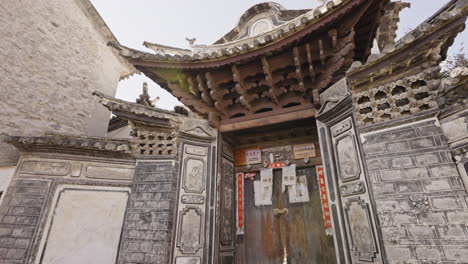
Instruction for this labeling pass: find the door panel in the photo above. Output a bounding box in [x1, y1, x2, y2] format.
[243, 167, 336, 264]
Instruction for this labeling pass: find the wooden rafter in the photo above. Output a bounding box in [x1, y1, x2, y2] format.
[168, 82, 219, 118]
[305, 43, 316, 80]
[293, 46, 305, 93]
[329, 29, 338, 52]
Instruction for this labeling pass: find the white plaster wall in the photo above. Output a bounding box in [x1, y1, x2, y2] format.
[37, 185, 129, 264]
[0, 0, 131, 165]
[0, 166, 16, 205]
[107, 125, 132, 139]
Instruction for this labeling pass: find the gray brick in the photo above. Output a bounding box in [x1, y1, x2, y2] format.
[393, 129, 418, 141]
[386, 141, 411, 152]
[444, 247, 468, 261]
[410, 137, 436, 149]
[396, 181, 423, 193]
[381, 226, 407, 240]
[363, 143, 386, 154]
[390, 156, 414, 168]
[415, 247, 441, 261]
[418, 212, 446, 225]
[404, 167, 430, 179]
[373, 183, 396, 194]
[437, 225, 466, 239]
[392, 213, 417, 224]
[416, 125, 442, 136]
[408, 225, 435, 238]
[431, 197, 459, 209]
[430, 165, 459, 177]
[380, 169, 404, 181]
[367, 158, 390, 170]
[414, 153, 441, 165]
[384, 246, 413, 262]
[423, 178, 452, 192]
[6, 248, 27, 260]
[446, 211, 468, 223]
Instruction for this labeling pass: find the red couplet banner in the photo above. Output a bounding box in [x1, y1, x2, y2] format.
[236, 172, 245, 234]
[317, 166, 332, 228]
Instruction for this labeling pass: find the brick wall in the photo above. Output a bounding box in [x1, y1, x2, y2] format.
[0, 0, 130, 165]
[118, 162, 178, 264]
[362, 119, 468, 263]
[0, 179, 50, 264]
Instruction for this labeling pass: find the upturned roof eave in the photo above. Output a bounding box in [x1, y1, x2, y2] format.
[114, 0, 369, 69]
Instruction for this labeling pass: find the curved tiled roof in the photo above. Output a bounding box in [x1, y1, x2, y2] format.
[111, 0, 348, 66]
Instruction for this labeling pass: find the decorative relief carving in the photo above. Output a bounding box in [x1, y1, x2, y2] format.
[177, 207, 203, 254]
[340, 181, 366, 197]
[19, 160, 70, 176]
[181, 194, 205, 205]
[183, 158, 206, 194]
[344, 198, 378, 262]
[332, 119, 352, 137]
[84, 165, 134, 181]
[131, 129, 176, 156]
[353, 67, 440, 126]
[409, 194, 430, 216]
[185, 145, 207, 157]
[335, 134, 360, 181]
[320, 77, 349, 103]
[221, 158, 235, 246]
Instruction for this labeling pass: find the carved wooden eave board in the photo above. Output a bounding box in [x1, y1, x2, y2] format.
[347, 0, 468, 127]
[1, 133, 133, 159]
[112, 0, 387, 131]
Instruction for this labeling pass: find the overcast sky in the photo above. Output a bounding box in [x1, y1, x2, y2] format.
[90, 0, 467, 110]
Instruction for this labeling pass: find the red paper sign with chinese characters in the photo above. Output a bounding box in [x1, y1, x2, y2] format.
[236, 172, 245, 234]
[317, 166, 332, 228]
[267, 162, 286, 168]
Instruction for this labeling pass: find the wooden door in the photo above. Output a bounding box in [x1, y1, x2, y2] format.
[240, 167, 336, 264]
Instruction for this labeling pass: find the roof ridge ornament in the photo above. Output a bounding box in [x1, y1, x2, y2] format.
[185, 37, 197, 47]
[136, 83, 159, 107]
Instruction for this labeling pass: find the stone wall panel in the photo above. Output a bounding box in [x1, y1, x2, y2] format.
[361, 118, 468, 263]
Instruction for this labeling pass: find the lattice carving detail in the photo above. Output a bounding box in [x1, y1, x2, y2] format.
[353, 67, 440, 126]
[131, 129, 177, 156]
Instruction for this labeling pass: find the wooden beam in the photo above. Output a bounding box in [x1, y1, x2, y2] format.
[318, 39, 325, 65]
[231, 64, 258, 110]
[293, 46, 306, 93]
[328, 29, 338, 52]
[261, 56, 285, 105]
[168, 82, 220, 117]
[220, 107, 316, 132]
[196, 74, 214, 106]
[305, 43, 315, 80]
[205, 72, 231, 115]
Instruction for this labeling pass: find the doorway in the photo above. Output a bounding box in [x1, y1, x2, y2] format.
[241, 166, 336, 264]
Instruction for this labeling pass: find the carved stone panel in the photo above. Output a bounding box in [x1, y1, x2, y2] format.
[181, 194, 205, 205]
[182, 158, 206, 194]
[19, 160, 70, 176]
[185, 145, 208, 157]
[177, 206, 204, 254]
[175, 257, 201, 264]
[335, 134, 360, 182]
[345, 198, 378, 262]
[221, 158, 235, 247]
[340, 181, 366, 197]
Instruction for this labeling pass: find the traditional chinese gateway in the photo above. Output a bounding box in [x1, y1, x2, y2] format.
[1, 0, 467, 264]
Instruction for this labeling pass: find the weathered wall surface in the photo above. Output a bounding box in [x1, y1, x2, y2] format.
[361, 118, 468, 263]
[118, 161, 178, 264]
[0, 153, 135, 264]
[0, 0, 131, 166]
